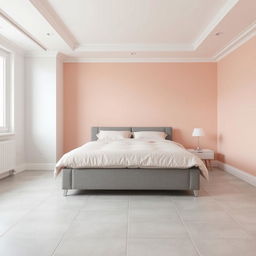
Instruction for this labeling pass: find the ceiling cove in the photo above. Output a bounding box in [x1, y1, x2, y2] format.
[0, 0, 255, 61]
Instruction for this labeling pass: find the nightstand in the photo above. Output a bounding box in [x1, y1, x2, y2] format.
[187, 149, 214, 170]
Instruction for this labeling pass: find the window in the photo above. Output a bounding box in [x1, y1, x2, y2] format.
[0, 48, 11, 133]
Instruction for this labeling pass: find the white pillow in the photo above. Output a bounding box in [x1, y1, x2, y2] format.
[96, 130, 131, 140]
[133, 131, 167, 140]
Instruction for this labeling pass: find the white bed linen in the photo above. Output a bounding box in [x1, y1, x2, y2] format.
[55, 139, 208, 179]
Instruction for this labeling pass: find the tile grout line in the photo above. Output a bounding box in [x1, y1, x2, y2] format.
[0, 191, 56, 238]
[211, 195, 255, 239]
[50, 196, 89, 256]
[125, 197, 130, 256]
[173, 200, 203, 256]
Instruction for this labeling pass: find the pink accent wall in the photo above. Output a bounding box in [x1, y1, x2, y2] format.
[217, 35, 256, 176]
[64, 63, 217, 152]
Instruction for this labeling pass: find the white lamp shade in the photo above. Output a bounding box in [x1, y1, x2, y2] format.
[192, 128, 205, 137]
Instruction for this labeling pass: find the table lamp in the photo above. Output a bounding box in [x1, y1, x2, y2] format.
[192, 128, 205, 152]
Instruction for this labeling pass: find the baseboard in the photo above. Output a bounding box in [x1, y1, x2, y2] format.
[0, 163, 26, 179]
[1, 163, 55, 178]
[15, 163, 26, 173]
[211, 160, 219, 167]
[26, 163, 55, 171]
[0, 171, 13, 179]
[217, 160, 256, 187]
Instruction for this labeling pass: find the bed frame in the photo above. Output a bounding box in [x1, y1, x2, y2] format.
[62, 127, 200, 196]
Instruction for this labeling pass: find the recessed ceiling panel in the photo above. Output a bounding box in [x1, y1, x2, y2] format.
[1, 0, 255, 59]
[48, 0, 231, 45]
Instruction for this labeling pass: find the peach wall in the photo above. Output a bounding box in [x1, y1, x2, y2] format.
[64, 63, 217, 152]
[217, 35, 256, 176]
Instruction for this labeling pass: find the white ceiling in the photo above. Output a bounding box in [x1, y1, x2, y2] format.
[0, 0, 255, 61]
[0, 14, 41, 51]
[48, 0, 228, 46]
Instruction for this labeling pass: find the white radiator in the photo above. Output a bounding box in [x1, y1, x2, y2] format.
[0, 140, 16, 174]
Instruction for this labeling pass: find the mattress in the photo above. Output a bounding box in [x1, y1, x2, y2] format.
[55, 139, 208, 178]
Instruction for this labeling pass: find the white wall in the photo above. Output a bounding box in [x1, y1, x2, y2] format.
[0, 36, 25, 171]
[56, 54, 63, 160]
[25, 57, 57, 169]
[1, 36, 64, 172]
[14, 53, 25, 168]
[24, 54, 64, 169]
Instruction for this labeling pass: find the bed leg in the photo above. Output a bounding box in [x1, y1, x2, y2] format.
[193, 190, 199, 197]
[63, 189, 68, 197]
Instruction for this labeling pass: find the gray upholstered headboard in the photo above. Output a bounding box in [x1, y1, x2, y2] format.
[91, 127, 173, 141]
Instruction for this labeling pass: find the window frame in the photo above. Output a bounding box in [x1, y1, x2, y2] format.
[0, 48, 12, 134]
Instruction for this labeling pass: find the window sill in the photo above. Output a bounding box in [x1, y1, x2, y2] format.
[0, 132, 15, 139]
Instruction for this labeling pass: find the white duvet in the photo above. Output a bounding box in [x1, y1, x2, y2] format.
[55, 139, 208, 179]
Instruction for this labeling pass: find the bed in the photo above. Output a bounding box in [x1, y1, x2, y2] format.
[60, 127, 205, 197]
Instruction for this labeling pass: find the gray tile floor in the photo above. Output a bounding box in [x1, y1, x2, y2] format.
[0, 168, 256, 256]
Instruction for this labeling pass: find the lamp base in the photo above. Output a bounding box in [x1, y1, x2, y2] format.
[195, 137, 202, 152]
[195, 147, 203, 153]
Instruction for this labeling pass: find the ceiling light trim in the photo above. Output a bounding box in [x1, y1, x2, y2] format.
[193, 0, 239, 49]
[214, 22, 256, 61]
[29, 0, 78, 50]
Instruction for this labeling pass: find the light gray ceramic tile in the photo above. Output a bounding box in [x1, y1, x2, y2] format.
[36, 195, 87, 212]
[5, 218, 70, 238]
[205, 186, 241, 196]
[129, 195, 172, 201]
[127, 238, 198, 256]
[216, 196, 256, 210]
[20, 208, 80, 224]
[240, 222, 256, 236]
[0, 209, 29, 236]
[1, 169, 256, 256]
[0, 235, 61, 256]
[54, 237, 126, 256]
[87, 193, 130, 201]
[129, 208, 180, 222]
[0, 221, 67, 256]
[178, 208, 231, 222]
[227, 208, 256, 224]
[174, 197, 223, 211]
[82, 199, 129, 211]
[65, 219, 127, 238]
[186, 220, 252, 239]
[76, 209, 128, 223]
[128, 219, 188, 238]
[129, 198, 176, 210]
[0, 194, 43, 211]
[193, 238, 256, 256]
